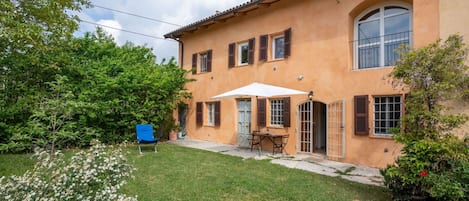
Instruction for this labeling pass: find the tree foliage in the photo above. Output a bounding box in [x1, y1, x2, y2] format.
[382, 34, 469, 201]
[1, 0, 192, 152]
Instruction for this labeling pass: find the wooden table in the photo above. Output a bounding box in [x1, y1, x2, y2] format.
[251, 131, 289, 154]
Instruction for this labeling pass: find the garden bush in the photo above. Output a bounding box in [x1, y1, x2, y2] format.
[0, 141, 136, 201]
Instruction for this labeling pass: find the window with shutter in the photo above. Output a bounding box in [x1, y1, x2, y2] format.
[354, 95, 369, 135]
[214, 101, 220, 126]
[248, 38, 255, 64]
[284, 28, 291, 58]
[283, 97, 291, 127]
[257, 98, 266, 127]
[228, 43, 235, 68]
[192, 53, 197, 74]
[259, 35, 268, 61]
[196, 102, 203, 126]
[207, 50, 212, 72]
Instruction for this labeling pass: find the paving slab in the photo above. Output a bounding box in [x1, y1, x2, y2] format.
[168, 138, 384, 186]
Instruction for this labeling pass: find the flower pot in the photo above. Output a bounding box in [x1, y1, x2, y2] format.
[169, 130, 178, 141]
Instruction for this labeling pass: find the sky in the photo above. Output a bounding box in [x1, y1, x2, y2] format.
[76, 0, 247, 64]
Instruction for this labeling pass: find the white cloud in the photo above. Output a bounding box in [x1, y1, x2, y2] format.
[78, 0, 247, 63]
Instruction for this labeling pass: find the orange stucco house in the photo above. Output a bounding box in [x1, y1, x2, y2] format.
[165, 0, 469, 168]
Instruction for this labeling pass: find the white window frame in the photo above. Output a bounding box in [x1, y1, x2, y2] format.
[206, 102, 215, 126]
[200, 52, 208, 72]
[353, 2, 413, 70]
[270, 99, 284, 126]
[272, 35, 285, 59]
[373, 96, 402, 136]
[238, 42, 249, 65]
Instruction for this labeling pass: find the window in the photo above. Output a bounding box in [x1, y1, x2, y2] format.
[374, 96, 402, 135]
[355, 4, 412, 69]
[272, 35, 285, 59]
[270, 99, 284, 126]
[207, 102, 215, 126]
[238, 42, 249, 65]
[200, 52, 208, 72]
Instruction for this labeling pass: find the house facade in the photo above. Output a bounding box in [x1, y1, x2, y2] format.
[165, 0, 469, 168]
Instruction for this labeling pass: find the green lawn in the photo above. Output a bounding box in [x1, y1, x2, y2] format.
[0, 143, 391, 201]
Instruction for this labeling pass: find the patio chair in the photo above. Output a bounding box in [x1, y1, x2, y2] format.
[136, 124, 159, 154]
[250, 130, 261, 152]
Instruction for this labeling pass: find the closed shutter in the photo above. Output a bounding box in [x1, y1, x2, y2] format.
[196, 102, 203, 126]
[354, 95, 369, 135]
[248, 38, 255, 64]
[283, 97, 291, 127]
[284, 28, 291, 58]
[192, 53, 197, 74]
[257, 98, 266, 127]
[228, 43, 235, 68]
[259, 35, 268, 61]
[214, 101, 221, 126]
[207, 50, 212, 72]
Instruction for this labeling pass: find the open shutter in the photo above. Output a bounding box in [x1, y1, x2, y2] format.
[248, 38, 255, 64]
[196, 102, 203, 126]
[228, 43, 235, 68]
[284, 28, 291, 58]
[354, 95, 369, 135]
[207, 50, 212, 72]
[283, 97, 291, 127]
[192, 53, 197, 74]
[214, 101, 221, 126]
[259, 35, 268, 61]
[257, 98, 266, 127]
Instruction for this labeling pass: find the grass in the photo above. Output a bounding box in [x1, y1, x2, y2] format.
[0, 143, 391, 201]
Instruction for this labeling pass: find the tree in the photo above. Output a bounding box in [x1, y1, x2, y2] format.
[382, 34, 469, 200]
[0, 0, 90, 146]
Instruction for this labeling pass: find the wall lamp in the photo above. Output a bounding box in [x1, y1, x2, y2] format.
[308, 91, 314, 100]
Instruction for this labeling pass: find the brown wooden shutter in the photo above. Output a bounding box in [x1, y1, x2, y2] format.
[257, 98, 266, 127]
[228, 43, 235, 68]
[214, 101, 221, 126]
[196, 102, 203, 126]
[259, 35, 268, 61]
[354, 95, 369, 135]
[283, 97, 291, 127]
[248, 38, 255, 64]
[207, 50, 212, 72]
[192, 53, 197, 74]
[284, 28, 291, 58]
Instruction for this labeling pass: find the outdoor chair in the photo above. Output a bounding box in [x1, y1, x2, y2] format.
[136, 124, 159, 154]
[250, 130, 261, 152]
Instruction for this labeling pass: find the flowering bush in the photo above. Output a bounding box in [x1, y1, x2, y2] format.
[0, 141, 137, 201]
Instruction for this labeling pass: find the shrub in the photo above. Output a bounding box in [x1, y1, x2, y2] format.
[0, 141, 136, 201]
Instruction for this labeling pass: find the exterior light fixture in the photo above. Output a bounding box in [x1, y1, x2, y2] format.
[308, 91, 314, 100]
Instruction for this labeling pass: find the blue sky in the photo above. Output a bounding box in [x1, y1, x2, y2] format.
[76, 0, 246, 63]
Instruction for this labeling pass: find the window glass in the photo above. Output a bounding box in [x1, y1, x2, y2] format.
[207, 103, 215, 125]
[359, 9, 380, 21]
[384, 6, 407, 16]
[200, 53, 208, 72]
[358, 20, 380, 42]
[270, 99, 283, 126]
[374, 96, 401, 135]
[238, 43, 248, 65]
[273, 36, 284, 59]
[384, 13, 410, 35]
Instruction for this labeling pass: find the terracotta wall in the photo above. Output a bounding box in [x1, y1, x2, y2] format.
[177, 0, 444, 168]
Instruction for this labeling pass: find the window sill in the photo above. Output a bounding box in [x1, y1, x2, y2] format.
[352, 65, 394, 71]
[236, 63, 249, 67]
[204, 124, 215, 127]
[369, 135, 394, 140]
[270, 58, 284, 62]
[267, 125, 284, 129]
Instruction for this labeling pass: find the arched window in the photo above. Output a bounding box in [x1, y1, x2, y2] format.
[354, 3, 412, 69]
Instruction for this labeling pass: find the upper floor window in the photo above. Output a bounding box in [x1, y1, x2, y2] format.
[354, 4, 412, 69]
[200, 52, 209, 72]
[238, 42, 249, 65]
[272, 35, 285, 59]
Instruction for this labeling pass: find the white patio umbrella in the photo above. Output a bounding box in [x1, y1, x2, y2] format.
[211, 82, 307, 99]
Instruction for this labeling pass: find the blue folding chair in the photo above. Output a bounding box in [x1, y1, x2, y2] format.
[136, 124, 159, 154]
